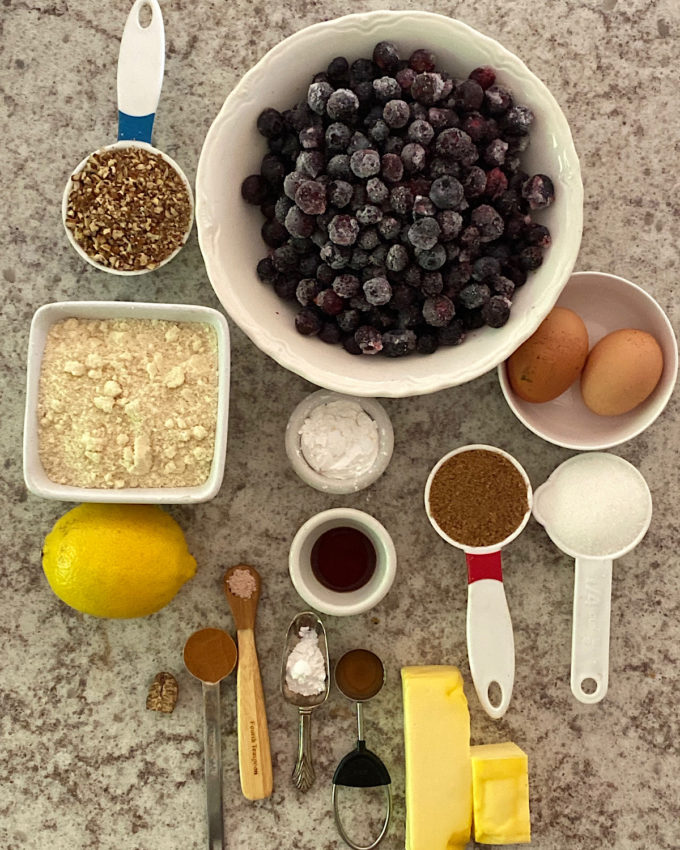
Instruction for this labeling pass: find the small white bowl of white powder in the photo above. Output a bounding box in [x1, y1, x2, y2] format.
[285, 390, 394, 494]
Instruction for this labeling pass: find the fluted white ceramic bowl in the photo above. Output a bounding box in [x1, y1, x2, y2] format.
[197, 10, 583, 397]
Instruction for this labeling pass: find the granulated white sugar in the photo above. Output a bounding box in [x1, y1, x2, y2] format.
[536, 454, 651, 557]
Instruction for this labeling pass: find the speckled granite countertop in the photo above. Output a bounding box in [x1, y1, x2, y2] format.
[1, 1, 679, 848]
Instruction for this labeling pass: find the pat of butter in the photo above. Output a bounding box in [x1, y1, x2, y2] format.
[471, 741, 531, 844]
[402, 666, 472, 850]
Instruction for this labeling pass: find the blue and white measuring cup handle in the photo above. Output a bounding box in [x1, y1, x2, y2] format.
[117, 0, 165, 144]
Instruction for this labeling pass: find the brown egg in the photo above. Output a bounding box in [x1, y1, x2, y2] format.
[507, 307, 589, 403]
[580, 329, 664, 416]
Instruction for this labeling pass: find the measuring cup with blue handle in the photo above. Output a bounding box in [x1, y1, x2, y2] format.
[62, 0, 193, 274]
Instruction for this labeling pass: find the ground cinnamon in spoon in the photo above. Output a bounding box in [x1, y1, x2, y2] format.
[428, 449, 528, 547]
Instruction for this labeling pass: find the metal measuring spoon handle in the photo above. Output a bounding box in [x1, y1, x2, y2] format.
[202, 681, 225, 850]
[292, 708, 316, 792]
[117, 0, 165, 143]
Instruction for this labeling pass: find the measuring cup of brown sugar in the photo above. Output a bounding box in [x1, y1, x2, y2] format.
[424, 445, 533, 720]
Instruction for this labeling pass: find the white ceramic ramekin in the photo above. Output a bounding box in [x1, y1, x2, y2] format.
[23, 301, 230, 503]
[285, 390, 394, 494]
[289, 508, 397, 617]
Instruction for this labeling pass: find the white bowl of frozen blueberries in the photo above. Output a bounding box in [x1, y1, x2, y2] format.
[196, 10, 583, 397]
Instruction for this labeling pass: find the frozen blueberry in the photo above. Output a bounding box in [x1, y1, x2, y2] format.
[381, 153, 404, 184]
[469, 65, 496, 90]
[422, 294, 455, 327]
[256, 108, 284, 138]
[366, 177, 389, 205]
[261, 218, 288, 248]
[315, 288, 345, 315]
[327, 56, 350, 83]
[241, 174, 269, 205]
[348, 130, 373, 154]
[316, 263, 335, 286]
[274, 195, 294, 222]
[368, 119, 391, 144]
[454, 79, 484, 111]
[416, 330, 439, 354]
[296, 150, 325, 179]
[350, 148, 381, 179]
[355, 204, 383, 226]
[260, 154, 286, 187]
[373, 76, 401, 102]
[481, 295, 511, 328]
[295, 180, 327, 215]
[358, 227, 380, 250]
[320, 241, 352, 269]
[525, 222, 552, 247]
[373, 41, 401, 72]
[382, 99, 411, 128]
[411, 72, 445, 105]
[436, 210, 463, 241]
[437, 320, 466, 345]
[326, 122, 352, 153]
[429, 157, 461, 179]
[378, 216, 401, 241]
[461, 112, 488, 144]
[328, 214, 360, 246]
[386, 244, 409, 272]
[483, 138, 509, 167]
[519, 246, 544, 270]
[295, 308, 322, 336]
[490, 275, 515, 299]
[332, 273, 361, 297]
[415, 244, 447, 270]
[502, 105, 534, 135]
[401, 142, 427, 173]
[350, 183, 367, 210]
[327, 154, 352, 179]
[307, 81, 334, 115]
[284, 205, 315, 238]
[429, 175, 465, 210]
[409, 48, 436, 72]
[472, 255, 501, 281]
[435, 128, 478, 165]
[462, 166, 487, 199]
[484, 167, 508, 199]
[382, 329, 417, 357]
[355, 325, 383, 354]
[350, 58, 377, 84]
[389, 185, 414, 215]
[413, 194, 437, 218]
[318, 322, 342, 344]
[296, 278, 319, 306]
[363, 276, 392, 306]
[327, 88, 360, 122]
[396, 66, 418, 91]
[484, 85, 513, 115]
[458, 282, 491, 309]
[422, 271, 444, 296]
[522, 174, 555, 209]
[408, 217, 441, 250]
[471, 205, 505, 242]
[406, 120, 434, 147]
[328, 180, 354, 208]
[256, 257, 277, 283]
[337, 308, 361, 332]
[428, 107, 459, 130]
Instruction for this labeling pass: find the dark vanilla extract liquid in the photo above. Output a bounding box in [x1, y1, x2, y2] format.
[310, 526, 377, 592]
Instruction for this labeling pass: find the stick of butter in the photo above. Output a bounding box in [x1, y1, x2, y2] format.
[471, 741, 531, 844]
[401, 666, 472, 850]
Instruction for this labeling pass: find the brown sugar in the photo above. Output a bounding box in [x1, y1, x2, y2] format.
[428, 449, 529, 547]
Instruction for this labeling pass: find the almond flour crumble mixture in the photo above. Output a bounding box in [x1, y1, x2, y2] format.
[38, 318, 218, 488]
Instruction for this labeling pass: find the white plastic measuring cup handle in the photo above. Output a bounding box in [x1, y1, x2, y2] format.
[466, 553, 515, 719]
[117, 0, 165, 143]
[571, 557, 612, 704]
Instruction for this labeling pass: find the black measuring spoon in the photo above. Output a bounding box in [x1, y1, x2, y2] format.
[332, 649, 392, 850]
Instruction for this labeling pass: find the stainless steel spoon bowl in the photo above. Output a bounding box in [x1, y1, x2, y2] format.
[281, 611, 330, 792]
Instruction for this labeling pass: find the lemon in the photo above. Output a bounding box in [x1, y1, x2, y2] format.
[42, 503, 197, 618]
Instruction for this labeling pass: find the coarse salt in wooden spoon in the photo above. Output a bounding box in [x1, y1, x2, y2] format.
[223, 564, 273, 800]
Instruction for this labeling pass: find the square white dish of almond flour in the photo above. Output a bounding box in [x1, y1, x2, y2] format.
[23, 301, 230, 503]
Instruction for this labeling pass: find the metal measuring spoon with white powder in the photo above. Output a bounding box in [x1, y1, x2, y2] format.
[533, 453, 652, 704]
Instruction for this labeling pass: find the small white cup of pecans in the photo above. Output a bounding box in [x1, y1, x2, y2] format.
[62, 140, 195, 276]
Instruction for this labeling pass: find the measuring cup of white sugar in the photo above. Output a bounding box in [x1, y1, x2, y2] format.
[285, 390, 394, 494]
[533, 453, 652, 704]
[62, 0, 194, 275]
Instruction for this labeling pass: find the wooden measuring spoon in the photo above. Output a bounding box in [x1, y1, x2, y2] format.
[223, 565, 273, 800]
[183, 628, 237, 850]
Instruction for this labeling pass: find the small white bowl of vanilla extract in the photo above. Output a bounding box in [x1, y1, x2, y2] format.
[288, 508, 397, 617]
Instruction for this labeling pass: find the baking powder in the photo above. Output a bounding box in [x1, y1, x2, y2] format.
[299, 400, 379, 481]
[285, 627, 326, 696]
